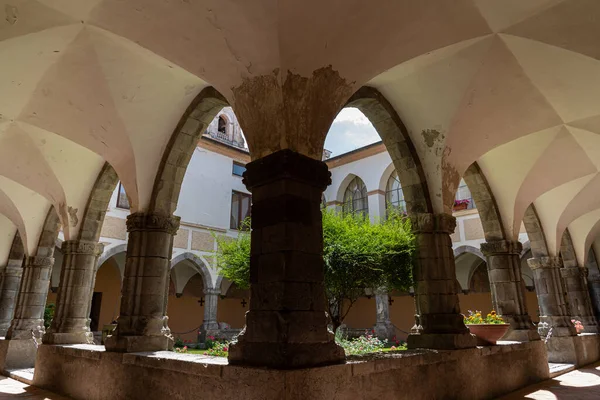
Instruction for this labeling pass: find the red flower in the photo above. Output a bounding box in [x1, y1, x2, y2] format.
[223, 347, 228, 352]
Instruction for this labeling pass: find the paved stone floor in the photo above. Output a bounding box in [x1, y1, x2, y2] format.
[0, 376, 71, 399]
[499, 362, 600, 399]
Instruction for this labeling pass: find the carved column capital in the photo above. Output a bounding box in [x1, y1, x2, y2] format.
[29, 256, 54, 267]
[527, 256, 562, 270]
[126, 212, 180, 235]
[409, 213, 456, 234]
[480, 240, 523, 256]
[61, 240, 104, 256]
[204, 288, 221, 296]
[242, 149, 331, 191]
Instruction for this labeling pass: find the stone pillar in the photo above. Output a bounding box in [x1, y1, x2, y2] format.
[528, 257, 576, 337]
[227, 149, 345, 368]
[589, 275, 600, 320]
[407, 213, 476, 350]
[43, 240, 104, 344]
[0, 258, 24, 336]
[202, 288, 220, 333]
[373, 291, 395, 341]
[480, 240, 539, 341]
[560, 267, 600, 334]
[0, 255, 54, 370]
[6, 255, 54, 340]
[104, 212, 180, 353]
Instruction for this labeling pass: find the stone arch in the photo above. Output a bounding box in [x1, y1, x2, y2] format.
[78, 163, 119, 243]
[454, 245, 486, 291]
[97, 244, 127, 271]
[559, 229, 578, 268]
[462, 163, 506, 241]
[6, 232, 25, 266]
[521, 241, 531, 260]
[215, 275, 224, 294]
[35, 207, 61, 259]
[346, 87, 432, 214]
[170, 252, 213, 291]
[149, 87, 229, 215]
[522, 204, 550, 258]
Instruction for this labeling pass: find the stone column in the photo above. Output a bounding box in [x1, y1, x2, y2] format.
[6, 255, 54, 340]
[227, 150, 345, 368]
[373, 291, 395, 341]
[0, 258, 24, 336]
[407, 213, 476, 350]
[0, 255, 54, 370]
[202, 288, 220, 333]
[560, 267, 600, 334]
[104, 212, 180, 353]
[528, 257, 576, 337]
[43, 240, 104, 344]
[480, 240, 539, 341]
[589, 275, 600, 320]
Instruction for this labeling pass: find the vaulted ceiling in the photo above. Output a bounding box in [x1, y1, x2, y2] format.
[0, 0, 599, 267]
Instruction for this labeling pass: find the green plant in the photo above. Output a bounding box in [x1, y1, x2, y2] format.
[205, 335, 216, 349]
[44, 303, 55, 329]
[463, 310, 506, 325]
[173, 337, 185, 348]
[214, 209, 415, 332]
[336, 331, 388, 356]
[203, 341, 229, 357]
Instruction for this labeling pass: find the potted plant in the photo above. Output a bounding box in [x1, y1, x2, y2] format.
[464, 310, 509, 345]
[453, 199, 470, 211]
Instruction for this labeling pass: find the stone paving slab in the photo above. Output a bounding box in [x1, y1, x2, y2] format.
[0, 376, 71, 399]
[498, 362, 600, 399]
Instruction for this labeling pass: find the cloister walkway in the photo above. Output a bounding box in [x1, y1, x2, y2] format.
[500, 362, 600, 400]
[0, 362, 599, 400]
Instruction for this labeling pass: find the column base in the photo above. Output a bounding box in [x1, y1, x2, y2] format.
[407, 331, 476, 350]
[42, 331, 94, 345]
[545, 334, 600, 366]
[228, 339, 345, 369]
[0, 338, 37, 371]
[104, 334, 174, 353]
[539, 316, 577, 337]
[578, 316, 600, 334]
[373, 321, 396, 341]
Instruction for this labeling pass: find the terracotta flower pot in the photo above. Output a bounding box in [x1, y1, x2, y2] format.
[453, 203, 468, 211]
[466, 324, 510, 345]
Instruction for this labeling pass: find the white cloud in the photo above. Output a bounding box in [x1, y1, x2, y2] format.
[324, 108, 380, 157]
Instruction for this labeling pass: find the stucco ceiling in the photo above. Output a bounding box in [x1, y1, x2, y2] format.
[0, 0, 599, 265]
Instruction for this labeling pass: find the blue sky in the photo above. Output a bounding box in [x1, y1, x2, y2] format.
[324, 108, 380, 157]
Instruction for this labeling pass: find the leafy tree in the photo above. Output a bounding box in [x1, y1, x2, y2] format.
[214, 209, 415, 332]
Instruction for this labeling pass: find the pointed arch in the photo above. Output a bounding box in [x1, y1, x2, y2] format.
[346, 87, 432, 214]
[170, 252, 213, 290]
[462, 162, 506, 241]
[78, 163, 120, 243]
[559, 229, 578, 268]
[149, 87, 229, 215]
[35, 207, 61, 259]
[96, 244, 127, 271]
[522, 204, 550, 258]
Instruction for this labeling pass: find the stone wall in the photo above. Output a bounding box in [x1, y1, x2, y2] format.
[33, 342, 549, 400]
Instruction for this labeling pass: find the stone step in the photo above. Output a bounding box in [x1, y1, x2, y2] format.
[548, 362, 575, 378]
[6, 368, 34, 385]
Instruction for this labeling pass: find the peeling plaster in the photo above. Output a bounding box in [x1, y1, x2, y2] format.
[68, 206, 78, 228]
[232, 66, 353, 160]
[422, 129, 441, 148]
[5, 5, 17, 25]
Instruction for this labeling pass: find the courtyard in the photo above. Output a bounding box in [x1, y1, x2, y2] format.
[2, 0, 600, 399]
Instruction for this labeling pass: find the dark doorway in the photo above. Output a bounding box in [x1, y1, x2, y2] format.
[90, 292, 102, 331]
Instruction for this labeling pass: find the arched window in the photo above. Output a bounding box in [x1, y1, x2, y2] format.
[343, 177, 368, 217]
[385, 170, 406, 214]
[454, 179, 475, 210]
[217, 116, 228, 140]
